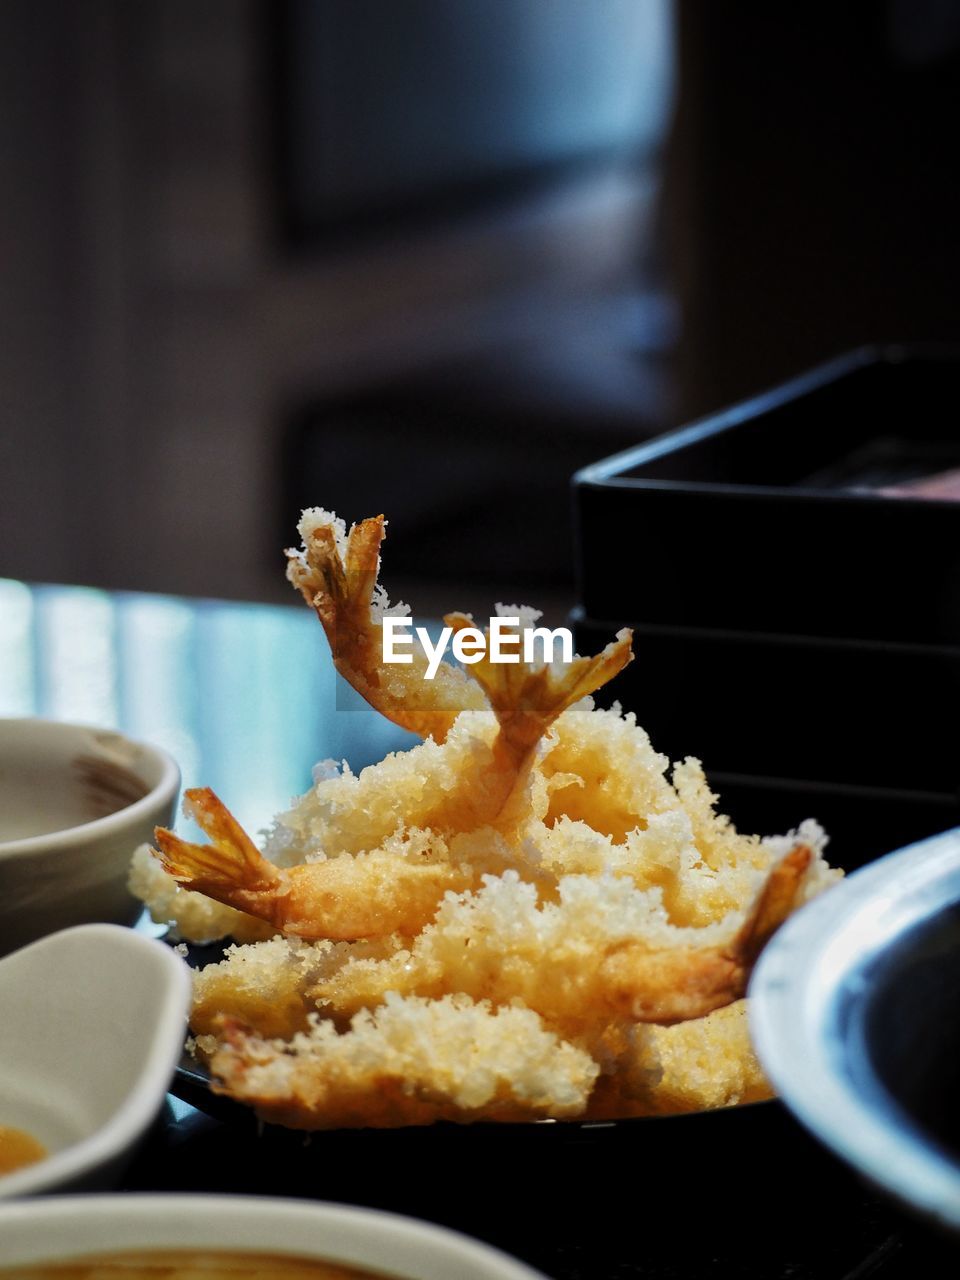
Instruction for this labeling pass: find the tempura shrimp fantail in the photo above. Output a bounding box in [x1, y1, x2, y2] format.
[600, 843, 812, 1024]
[152, 788, 472, 941]
[285, 510, 486, 743]
[440, 610, 633, 826]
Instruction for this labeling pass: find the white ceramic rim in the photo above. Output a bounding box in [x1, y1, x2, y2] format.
[0, 718, 180, 861]
[749, 826, 960, 1232]
[0, 924, 192, 1198]
[0, 1194, 547, 1278]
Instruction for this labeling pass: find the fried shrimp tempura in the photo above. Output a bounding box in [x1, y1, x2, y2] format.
[207, 994, 600, 1129]
[154, 787, 475, 941]
[310, 846, 812, 1034]
[132, 506, 842, 1128]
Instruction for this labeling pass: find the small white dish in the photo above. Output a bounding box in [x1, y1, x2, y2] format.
[0, 923, 190, 1198]
[0, 1193, 547, 1277]
[750, 826, 960, 1234]
[0, 718, 179, 955]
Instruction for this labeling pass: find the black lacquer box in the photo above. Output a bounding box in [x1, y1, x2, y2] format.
[572, 345, 960, 868]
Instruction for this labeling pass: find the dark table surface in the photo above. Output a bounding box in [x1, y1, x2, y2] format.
[1, 578, 958, 1279]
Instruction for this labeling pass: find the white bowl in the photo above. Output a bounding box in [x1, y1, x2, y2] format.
[0, 718, 179, 955]
[750, 826, 960, 1234]
[0, 1194, 547, 1278]
[0, 923, 190, 1198]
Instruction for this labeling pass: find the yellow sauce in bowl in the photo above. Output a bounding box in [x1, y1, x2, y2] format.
[0, 1126, 47, 1176]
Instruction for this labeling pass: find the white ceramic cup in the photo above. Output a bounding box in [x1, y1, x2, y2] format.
[0, 719, 179, 956]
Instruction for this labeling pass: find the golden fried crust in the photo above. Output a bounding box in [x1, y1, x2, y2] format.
[209, 996, 600, 1129]
[191, 962, 314, 1041]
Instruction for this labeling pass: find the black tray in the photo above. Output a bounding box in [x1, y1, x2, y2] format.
[573, 345, 960, 646]
[573, 611, 960, 811]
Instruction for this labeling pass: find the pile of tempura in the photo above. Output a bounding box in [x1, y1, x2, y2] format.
[130, 508, 840, 1128]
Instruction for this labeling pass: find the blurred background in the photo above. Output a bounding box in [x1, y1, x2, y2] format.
[1, 0, 959, 616]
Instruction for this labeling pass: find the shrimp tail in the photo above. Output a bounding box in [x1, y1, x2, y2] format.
[287, 514, 384, 683]
[730, 841, 812, 966]
[601, 843, 812, 1025]
[153, 787, 281, 899]
[445, 613, 633, 760]
[286, 509, 486, 741]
